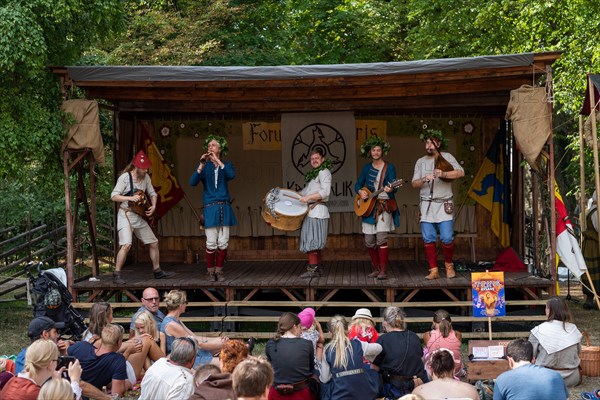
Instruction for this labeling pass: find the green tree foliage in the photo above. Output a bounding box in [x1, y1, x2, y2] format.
[105, 0, 406, 66]
[0, 0, 126, 226]
[401, 0, 600, 197]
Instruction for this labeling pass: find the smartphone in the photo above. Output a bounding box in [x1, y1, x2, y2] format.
[56, 356, 76, 370]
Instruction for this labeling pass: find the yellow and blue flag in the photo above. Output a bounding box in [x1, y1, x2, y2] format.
[469, 125, 511, 248]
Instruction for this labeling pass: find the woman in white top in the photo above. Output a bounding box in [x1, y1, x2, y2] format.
[298, 148, 332, 278]
[529, 296, 582, 386]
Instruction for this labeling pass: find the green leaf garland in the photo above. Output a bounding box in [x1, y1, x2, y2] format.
[305, 159, 332, 182]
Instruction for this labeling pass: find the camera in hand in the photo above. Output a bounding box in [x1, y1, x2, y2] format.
[56, 355, 76, 380]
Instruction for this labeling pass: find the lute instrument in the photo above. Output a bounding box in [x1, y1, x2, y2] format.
[434, 145, 455, 182]
[354, 179, 404, 217]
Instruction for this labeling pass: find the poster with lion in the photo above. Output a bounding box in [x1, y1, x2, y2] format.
[472, 271, 505, 317]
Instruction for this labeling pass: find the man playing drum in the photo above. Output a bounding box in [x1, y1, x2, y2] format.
[298, 148, 332, 278]
[110, 150, 175, 284]
[411, 129, 464, 280]
[190, 134, 237, 282]
[355, 136, 399, 280]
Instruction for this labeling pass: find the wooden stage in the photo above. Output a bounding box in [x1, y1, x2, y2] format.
[73, 259, 553, 303]
[72, 260, 554, 338]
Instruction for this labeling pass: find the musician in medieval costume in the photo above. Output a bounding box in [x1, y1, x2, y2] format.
[355, 136, 399, 280]
[190, 134, 237, 282]
[582, 190, 600, 310]
[298, 148, 332, 279]
[412, 129, 464, 280]
[111, 150, 175, 284]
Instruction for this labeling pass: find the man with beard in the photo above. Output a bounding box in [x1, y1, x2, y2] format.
[412, 130, 464, 280]
[190, 135, 237, 282]
[111, 150, 174, 284]
[355, 136, 399, 280]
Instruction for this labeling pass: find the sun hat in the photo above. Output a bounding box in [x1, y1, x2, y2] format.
[352, 308, 374, 322]
[132, 150, 152, 169]
[298, 307, 316, 329]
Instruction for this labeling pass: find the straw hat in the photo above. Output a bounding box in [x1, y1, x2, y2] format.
[352, 308, 374, 322]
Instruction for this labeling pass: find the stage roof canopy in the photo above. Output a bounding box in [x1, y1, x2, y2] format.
[52, 51, 561, 115]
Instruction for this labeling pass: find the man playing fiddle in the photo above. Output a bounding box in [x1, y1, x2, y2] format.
[411, 130, 464, 280]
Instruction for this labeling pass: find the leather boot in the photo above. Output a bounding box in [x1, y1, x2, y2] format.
[113, 271, 126, 285]
[301, 251, 320, 278]
[206, 250, 216, 281]
[425, 267, 439, 280]
[441, 242, 455, 278]
[215, 268, 225, 282]
[445, 262, 456, 279]
[377, 245, 389, 280]
[367, 247, 380, 277]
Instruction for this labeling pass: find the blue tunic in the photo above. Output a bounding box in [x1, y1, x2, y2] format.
[190, 161, 238, 228]
[322, 339, 378, 400]
[354, 162, 400, 226]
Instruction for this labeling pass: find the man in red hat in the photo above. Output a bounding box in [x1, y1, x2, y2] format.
[110, 150, 174, 284]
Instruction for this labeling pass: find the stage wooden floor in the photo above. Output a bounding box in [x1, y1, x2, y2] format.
[73, 259, 553, 303]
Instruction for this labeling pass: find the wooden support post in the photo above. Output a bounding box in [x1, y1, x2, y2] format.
[587, 75, 600, 309]
[64, 150, 75, 296]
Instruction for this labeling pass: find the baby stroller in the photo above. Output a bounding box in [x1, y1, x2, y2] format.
[25, 261, 86, 340]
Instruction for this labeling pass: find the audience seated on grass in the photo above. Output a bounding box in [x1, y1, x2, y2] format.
[129, 287, 166, 338]
[1, 339, 82, 400]
[298, 307, 325, 363]
[265, 312, 316, 400]
[68, 323, 131, 397]
[421, 309, 464, 378]
[371, 306, 428, 398]
[232, 356, 274, 400]
[84, 301, 165, 382]
[189, 338, 248, 400]
[139, 337, 196, 400]
[411, 349, 478, 400]
[529, 296, 582, 387]
[493, 338, 568, 400]
[15, 316, 68, 374]
[160, 290, 228, 368]
[36, 377, 76, 400]
[348, 308, 380, 392]
[318, 315, 382, 400]
[0, 358, 14, 391]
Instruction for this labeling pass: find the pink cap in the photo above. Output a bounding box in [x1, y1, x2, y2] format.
[298, 307, 315, 329]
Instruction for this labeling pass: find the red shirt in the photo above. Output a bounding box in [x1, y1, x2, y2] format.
[1, 376, 40, 400]
[348, 324, 379, 343]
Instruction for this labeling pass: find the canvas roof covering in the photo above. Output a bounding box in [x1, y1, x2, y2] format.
[67, 53, 536, 82]
[53, 51, 561, 115]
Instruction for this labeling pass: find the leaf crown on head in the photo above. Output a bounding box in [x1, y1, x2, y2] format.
[359, 135, 391, 158]
[204, 134, 229, 156]
[419, 129, 449, 150]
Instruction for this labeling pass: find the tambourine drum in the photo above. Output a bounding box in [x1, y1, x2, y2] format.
[262, 188, 308, 231]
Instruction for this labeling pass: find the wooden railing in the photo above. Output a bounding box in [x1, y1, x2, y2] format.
[72, 299, 547, 340]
